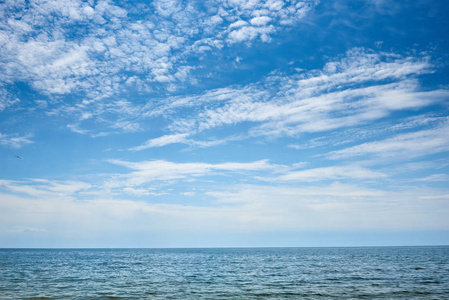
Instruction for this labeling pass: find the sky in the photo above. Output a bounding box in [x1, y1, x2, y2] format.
[1, 0, 449, 248]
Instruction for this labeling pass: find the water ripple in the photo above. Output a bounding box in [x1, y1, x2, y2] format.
[0, 247, 448, 299]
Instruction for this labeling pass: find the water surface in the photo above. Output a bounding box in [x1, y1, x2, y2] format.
[0, 246, 448, 299]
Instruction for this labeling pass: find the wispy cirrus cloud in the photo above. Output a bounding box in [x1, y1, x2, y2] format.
[129, 133, 191, 151]
[105, 160, 278, 186]
[91, 47, 448, 151]
[327, 119, 449, 161]
[128, 132, 246, 150]
[288, 114, 448, 151]
[272, 165, 387, 182]
[0, 133, 33, 148]
[0, 87, 19, 111]
[416, 174, 449, 182]
[155, 48, 446, 140]
[105, 159, 284, 188]
[192, 79, 446, 137]
[0, 179, 91, 198]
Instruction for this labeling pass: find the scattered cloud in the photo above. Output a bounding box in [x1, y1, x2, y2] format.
[0, 0, 318, 100]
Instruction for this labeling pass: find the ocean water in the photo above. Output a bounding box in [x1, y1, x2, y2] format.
[0, 247, 448, 299]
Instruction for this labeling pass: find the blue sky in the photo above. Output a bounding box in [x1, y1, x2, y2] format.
[1, 0, 449, 248]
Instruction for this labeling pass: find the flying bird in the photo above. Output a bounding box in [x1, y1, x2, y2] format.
[14, 155, 21, 159]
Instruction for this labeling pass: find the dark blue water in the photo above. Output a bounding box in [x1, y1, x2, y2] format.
[0, 247, 448, 299]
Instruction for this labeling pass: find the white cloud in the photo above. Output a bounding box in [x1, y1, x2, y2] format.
[288, 139, 328, 150]
[0, 133, 33, 148]
[327, 119, 449, 161]
[122, 187, 165, 196]
[0, 88, 20, 111]
[106, 159, 281, 187]
[229, 20, 248, 28]
[129, 133, 191, 151]
[419, 194, 449, 200]
[188, 134, 246, 148]
[7, 227, 47, 234]
[0, 0, 317, 102]
[1, 181, 448, 240]
[67, 124, 89, 135]
[287, 114, 448, 152]
[158, 48, 445, 143]
[227, 25, 275, 43]
[274, 165, 386, 182]
[206, 183, 449, 230]
[194, 80, 446, 137]
[250, 16, 271, 26]
[32, 46, 445, 143]
[0, 0, 322, 138]
[416, 174, 449, 182]
[0, 179, 92, 198]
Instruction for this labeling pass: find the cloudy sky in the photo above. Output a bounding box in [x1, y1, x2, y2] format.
[1, 0, 448, 247]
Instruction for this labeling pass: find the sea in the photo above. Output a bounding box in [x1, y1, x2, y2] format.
[0, 246, 448, 299]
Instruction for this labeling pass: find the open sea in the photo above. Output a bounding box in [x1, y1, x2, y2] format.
[0, 246, 448, 299]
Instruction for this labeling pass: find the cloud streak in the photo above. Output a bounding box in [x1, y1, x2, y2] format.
[106, 159, 282, 187]
[0, 133, 33, 148]
[273, 165, 387, 182]
[129, 133, 191, 151]
[327, 119, 449, 161]
[0, 179, 91, 198]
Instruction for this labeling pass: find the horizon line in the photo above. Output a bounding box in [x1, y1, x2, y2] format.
[1, 244, 448, 250]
